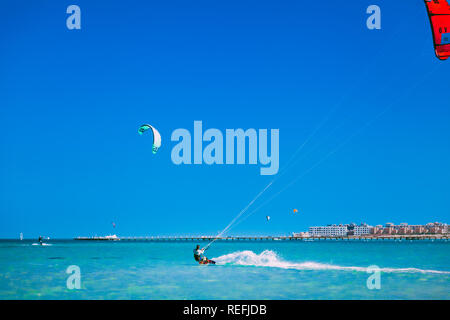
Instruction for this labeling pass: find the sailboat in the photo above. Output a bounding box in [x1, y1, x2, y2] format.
[19, 233, 23, 241]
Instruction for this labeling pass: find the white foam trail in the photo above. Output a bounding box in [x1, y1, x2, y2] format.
[213, 250, 450, 275]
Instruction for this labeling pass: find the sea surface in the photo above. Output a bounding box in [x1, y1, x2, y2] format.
[0, 239, 449, 299]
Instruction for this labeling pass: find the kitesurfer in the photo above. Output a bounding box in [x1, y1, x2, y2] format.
[193, 245, 206, 263]
[193, 245, 216, 264]
[38, 236, 43, 245]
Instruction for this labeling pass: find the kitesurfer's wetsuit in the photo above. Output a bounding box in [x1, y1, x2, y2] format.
[38, 236, 43, 245]
[193, 248, 205, 262]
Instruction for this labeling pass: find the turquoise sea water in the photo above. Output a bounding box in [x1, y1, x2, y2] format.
[0, 240, 448, 300]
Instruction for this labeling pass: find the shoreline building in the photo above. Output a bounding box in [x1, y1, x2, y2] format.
[309, 223, 372, 237]
[304, 222, 448, 237]
[353, 223, 371, 236]
[309, 225, 349, 237]
[371, 222, 448, 235]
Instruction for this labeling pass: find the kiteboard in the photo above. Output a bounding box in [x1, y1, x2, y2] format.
[199, 259, 216, 265]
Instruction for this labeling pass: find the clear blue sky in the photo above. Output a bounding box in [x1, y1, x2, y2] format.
[1, 1, 449, 238]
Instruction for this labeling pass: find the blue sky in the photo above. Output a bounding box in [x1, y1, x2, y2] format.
[0, 1, 449, 238]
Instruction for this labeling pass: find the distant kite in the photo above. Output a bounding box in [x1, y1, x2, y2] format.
[293, 209, 299, 214]
[266, 216, 271, 222]
[112, 222, 116, 228]
[424, 0, 450, 60]
[138, 124, 162, 154]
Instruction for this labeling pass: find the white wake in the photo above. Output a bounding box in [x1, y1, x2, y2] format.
[213, 250, 450, 275]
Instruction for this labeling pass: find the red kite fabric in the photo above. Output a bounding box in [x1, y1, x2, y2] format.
[424, 0, 450, 60]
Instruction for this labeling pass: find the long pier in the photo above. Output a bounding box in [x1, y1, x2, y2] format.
[74, 235, 449, 241]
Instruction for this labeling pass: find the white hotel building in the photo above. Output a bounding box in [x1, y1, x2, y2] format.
[309, 225, 348, 236]
[308, 224, 372, 236]
[353, 225, 371, 235]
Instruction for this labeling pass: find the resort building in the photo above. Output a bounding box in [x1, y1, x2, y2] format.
[378, 222, 448, 235]
[292, 232, 310, 238]
[371, 225, 384, 235]
[309, 225, 348, 236]
[383, 223, 396, 235]
[303, 222, 448, 237]
[308, 223, 372, 237]
[353, 224, 371, 235]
